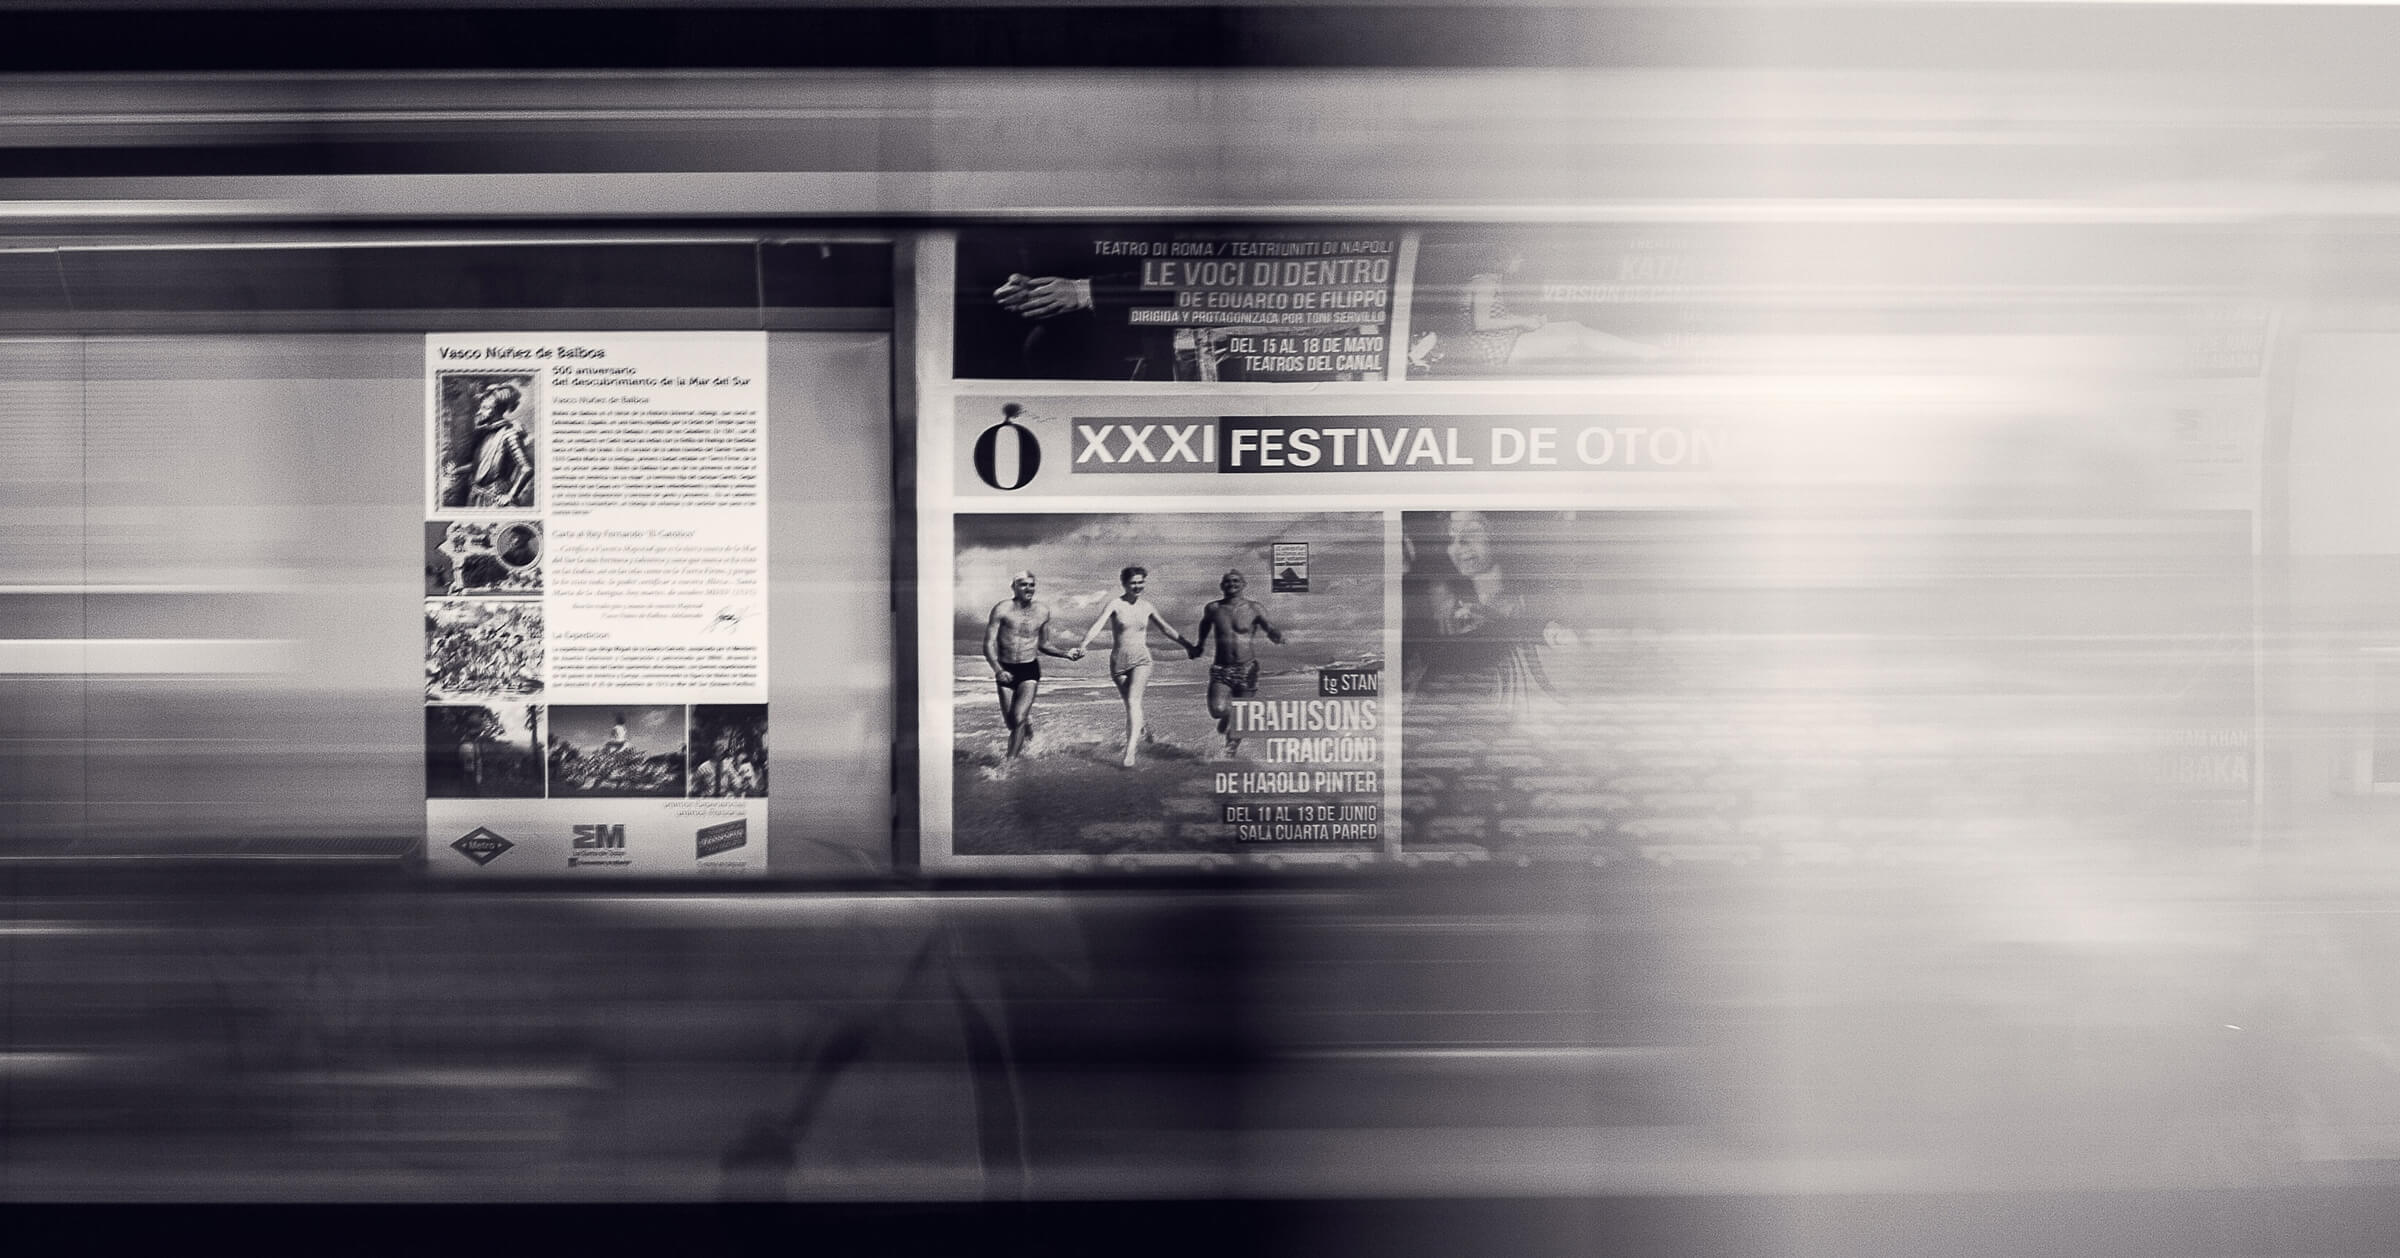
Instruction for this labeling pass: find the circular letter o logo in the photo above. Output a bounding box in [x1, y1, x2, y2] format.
[973, 409, 1042, 491]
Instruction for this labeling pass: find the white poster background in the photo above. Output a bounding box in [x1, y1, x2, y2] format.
[426, 332, 769, 876]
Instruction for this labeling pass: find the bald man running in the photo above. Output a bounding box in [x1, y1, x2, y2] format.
[1192, 569, 1283, 754]
[984, 571, 1084, 759]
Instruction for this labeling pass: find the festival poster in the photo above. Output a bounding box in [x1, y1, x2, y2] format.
[947, 511, 1387, 861]
[2132, 305, 2267, 836]
[424, 332, 769, 877]
[951, 225, 1404, 383]
[914, 386, 1753, 872]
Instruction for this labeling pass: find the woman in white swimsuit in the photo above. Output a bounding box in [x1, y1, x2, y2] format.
[1079, 565, 1198, 767]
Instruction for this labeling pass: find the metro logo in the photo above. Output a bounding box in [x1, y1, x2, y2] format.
[450, 827, 514, 866]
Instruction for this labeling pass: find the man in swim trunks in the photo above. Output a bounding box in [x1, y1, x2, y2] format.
[984, 571, 1083, 760]
[1078, 565, 1197, 768]
[1192, 568, 1284, 754]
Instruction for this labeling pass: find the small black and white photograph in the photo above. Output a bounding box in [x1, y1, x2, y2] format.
[433, 371, 538, 510]
[423, 519, 543, 597]
[425, 598, 544, 700]
[688, 704, 768, 798]
[424, 703, 546, 799]
[547, 704, 688, 798]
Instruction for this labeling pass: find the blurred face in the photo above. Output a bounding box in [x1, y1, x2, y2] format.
[1012, 576, 1036, 601]
[1123, 572, 1147, 598]
[1441, 586, 1490, 637]
[474, 390, 501, 423]
[1446, 512, 1495, 576]
[1220, 573, 1244, 597]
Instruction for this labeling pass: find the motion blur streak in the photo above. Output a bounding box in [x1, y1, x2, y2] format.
[10, 8, 2400, 1256]
[0, 639, 294, 673]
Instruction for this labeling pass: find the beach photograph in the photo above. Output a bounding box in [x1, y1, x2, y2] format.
[950, 510, 1385, 856]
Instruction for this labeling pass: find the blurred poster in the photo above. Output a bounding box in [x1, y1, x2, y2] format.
[1402, 225, 2260, 380]
[1398, 511, 2258, 866]
[952, 226, 1402, 382]
[424, 333, 769, 877]
[1404, 230, 1676, 378]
